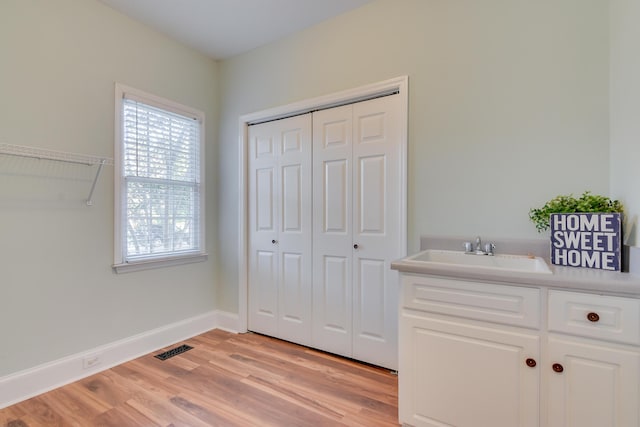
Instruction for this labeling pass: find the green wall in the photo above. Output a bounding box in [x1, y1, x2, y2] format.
[217, 0, 610, 312]
[0, 0, 219, 377]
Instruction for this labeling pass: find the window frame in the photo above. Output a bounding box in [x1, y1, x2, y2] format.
[113, 83, 207, 273]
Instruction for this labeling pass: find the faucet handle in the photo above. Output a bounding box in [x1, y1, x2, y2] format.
[463, 242, 473, 253]
[485, 242, 496, 256]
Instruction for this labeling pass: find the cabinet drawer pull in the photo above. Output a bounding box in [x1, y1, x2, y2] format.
[552, 363, 564, 373]
[587, 312, 600, 322]
[525, 358, 537, 368]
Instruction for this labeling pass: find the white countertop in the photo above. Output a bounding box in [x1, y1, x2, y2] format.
[392, 252, 640, 297]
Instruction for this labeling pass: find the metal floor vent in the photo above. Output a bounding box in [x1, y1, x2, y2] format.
[154, 344, 193, 361]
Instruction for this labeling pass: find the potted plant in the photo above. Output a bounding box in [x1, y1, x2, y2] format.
[529, 191, 624, 233]
[529, 192, 624, 271]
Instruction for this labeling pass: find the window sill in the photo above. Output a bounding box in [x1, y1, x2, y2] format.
[113, 253, 208, 274]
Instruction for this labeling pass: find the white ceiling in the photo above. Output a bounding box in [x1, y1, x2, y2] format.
[98, 0, 373, 60]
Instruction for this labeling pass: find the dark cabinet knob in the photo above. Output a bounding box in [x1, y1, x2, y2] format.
[353, 244, 359, 249]
[272, 239, 277, 244]
[525, 358, 537, 368]
[587, 312, 600, 322]
[552, 363, 564, 373]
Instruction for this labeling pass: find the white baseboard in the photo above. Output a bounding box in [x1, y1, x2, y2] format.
[0, 309, 240, 409]
[215, 309, 241, 333]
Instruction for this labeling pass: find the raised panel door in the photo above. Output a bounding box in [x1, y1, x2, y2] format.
[277, 117, 312, 345]
[547, 336, 640, 427]
[312, 96, 403, 369]
[248, 114, 312, 344]
[312, 105, 353, 357]
[248, 127, 278, 336]
[400, 312, 540, 427]
[352, 95, 402, 369]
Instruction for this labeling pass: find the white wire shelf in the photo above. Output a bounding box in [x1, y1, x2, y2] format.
[0, 143, 113, 166]
[0, 143, 114, 206]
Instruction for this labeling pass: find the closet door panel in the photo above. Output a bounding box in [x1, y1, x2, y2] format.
[313, 105, 353, 356]
[355, 258, 386, 338]
[277, 115, 312, 345]
[359, 155, 385, 233]
[352, 95, 402, 369]
[248, 114, 312, 344]
[249, 125, 279, 336]
[281, 165, 301, 231]
[323, 160, 349, 233]
[255, 168, 276, 231]
[279, 251, 307, 342]
[315, 254, 351, 355]
[249, 248, 279, 335]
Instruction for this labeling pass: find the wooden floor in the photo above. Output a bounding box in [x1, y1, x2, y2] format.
[0, 330, 399, 426]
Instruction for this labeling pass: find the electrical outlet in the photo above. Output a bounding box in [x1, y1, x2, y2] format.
[83, 354, 101, 369]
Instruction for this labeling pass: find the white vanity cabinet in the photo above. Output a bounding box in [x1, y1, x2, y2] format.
[401, 313, 540, 427]
[546, 290, 640, 427]
[399, 274, 640, 427]
[400, 274, 541, 427]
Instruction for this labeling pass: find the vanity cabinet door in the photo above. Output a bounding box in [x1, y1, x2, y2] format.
[547, 336, 640, 427]
[400, 312, 540, 427]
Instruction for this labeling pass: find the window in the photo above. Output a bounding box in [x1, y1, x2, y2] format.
[114, 84, 206, 273]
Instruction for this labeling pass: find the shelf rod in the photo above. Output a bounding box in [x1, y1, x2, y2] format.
[0, 143, 113, 166]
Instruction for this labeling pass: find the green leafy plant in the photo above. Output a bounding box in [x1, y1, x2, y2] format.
[529, 191, 624, 233]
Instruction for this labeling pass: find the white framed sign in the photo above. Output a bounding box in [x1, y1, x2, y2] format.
[550, 213, 622, 271]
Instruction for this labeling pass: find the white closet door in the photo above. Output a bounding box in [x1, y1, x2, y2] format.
[312, 105, 354, 358]
[248, 114, 312, 345]
[312, 95, 402, 369]
[277, 115, 313, 345]
[352, 95, 401, 369]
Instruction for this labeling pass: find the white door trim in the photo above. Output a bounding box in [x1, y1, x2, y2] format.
[238, 76, 409, 332]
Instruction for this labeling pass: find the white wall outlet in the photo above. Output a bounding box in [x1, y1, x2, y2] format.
[82, 354, 102, 369]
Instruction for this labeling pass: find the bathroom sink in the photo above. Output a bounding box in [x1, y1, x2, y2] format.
[405, 249, 552, 274]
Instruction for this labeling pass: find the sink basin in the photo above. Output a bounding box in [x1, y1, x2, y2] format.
[405, 249, 552, 274]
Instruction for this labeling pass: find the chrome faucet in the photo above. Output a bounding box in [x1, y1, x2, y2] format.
[474, 236, 482, 254]
[463, 236, 495, 256]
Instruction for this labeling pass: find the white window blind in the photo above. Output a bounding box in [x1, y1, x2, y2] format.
[116, 89, 204, 267]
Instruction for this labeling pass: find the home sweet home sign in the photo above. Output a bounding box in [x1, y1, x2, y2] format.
[550, 213, 622, 271]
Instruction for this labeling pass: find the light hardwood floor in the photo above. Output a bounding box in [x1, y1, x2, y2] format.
[0, 330, 399, 426]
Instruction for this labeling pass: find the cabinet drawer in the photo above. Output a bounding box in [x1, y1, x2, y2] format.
[548, 290, 640, 345]
[402, 275, 541, 328]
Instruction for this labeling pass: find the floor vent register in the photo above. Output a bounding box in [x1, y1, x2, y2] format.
[154, 344, 194, 361]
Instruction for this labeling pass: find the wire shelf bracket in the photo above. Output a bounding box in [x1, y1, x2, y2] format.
[0, 143, 114, 206]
